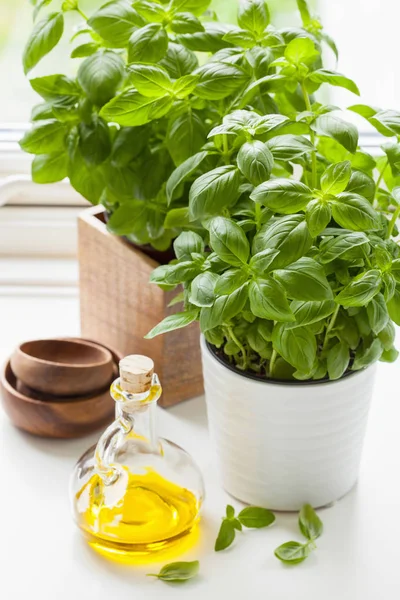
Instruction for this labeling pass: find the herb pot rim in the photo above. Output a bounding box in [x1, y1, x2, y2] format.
[202, 337, 365, 388]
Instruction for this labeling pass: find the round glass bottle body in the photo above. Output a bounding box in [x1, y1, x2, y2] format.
[70, 375, 204, 558]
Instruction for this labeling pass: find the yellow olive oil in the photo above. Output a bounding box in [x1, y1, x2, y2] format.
[75, 467, 199, 559]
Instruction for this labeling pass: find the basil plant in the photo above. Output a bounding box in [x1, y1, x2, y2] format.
[145, 1, 400, 380]
[21, 0, 317, 251]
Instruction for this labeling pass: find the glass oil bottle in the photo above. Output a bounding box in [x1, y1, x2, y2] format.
[70, 355, 204, 559]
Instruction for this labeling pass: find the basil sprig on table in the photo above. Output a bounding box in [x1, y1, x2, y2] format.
[145, 0, 400, 380]
[148, 560, 200, 583]
[215, 504, 275, 551]
[275, 504, 323, 565]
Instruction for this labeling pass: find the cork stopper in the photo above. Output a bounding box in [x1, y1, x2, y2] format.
[119, 355, 154, 394]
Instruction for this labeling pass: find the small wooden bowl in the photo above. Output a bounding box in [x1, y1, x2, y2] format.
[11, 339, 114, 397]
[1, 360, 116, 439]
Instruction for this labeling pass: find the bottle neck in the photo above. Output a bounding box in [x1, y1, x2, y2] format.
[110, 374, 162, 448]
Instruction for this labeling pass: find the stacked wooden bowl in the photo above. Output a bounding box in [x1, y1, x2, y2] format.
[0, 338, 121, 438]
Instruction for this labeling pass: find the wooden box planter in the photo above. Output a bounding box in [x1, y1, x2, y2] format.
[78, 205, 203, 407]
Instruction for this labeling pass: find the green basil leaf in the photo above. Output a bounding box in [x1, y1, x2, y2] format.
[170, 0, 212, 16]
[223, 28, 256, 48]
[215, 268, 249, 295]
[100, 90, 173, 126]
[327, 341, 350, 380]
[308, 69, 360, 95]
[78, 51, 125, 107]
[249, 278, 294, 321]
[272, 324, 317, 373]
[319, 232, 370, 263]
[284, 36, 319, 66]
[288, 300, 336, 329]
[31, 102, 54, 121]
[387, 289, 400, 326]
[128, 23, 168, 63]
[238, 0, 270, 34]
[312, 114, 358, 154]
[23, 12, 64, 74]
[190, 272, 218, 307]
[148, 560, 200, 582]
[88, 1, 144, 46]
[194, 62, 249, 100]
[238, 506, 275, 528]
[135, 0, 166, 22]
[173, 74, 201, 98]
[251, 179, 312, 214]
[20, 119, 66, 154]
[267, 134, 315, 161]
[305, 200, 332, 237]
[330, 193, 380, 231]
[249, 248, 280, 275]
[177, 22, 234, 52]
[171, 12, 205, 34]
[254, 114, 290, 135]
[78, 117, 111, 166]
[336, 270, 382, 307]
[160, 42, 198, 78]
[68, 145, 106, 204]
[380, 347, 400, 363]
[189, 166, 241, 220]
[173, 231, 204, 260]
[71, 42, 99, 59]
[366, 293, 389, 334]
[274, 541, 310, 565]
[352, 338, 383, 370]
[321, 160, 351, 195]
[31, 152, 68, 183]
[166, 151, 208, 204]
[167, 110, 207, 166]
[298, 504, 323, 540]
[372, 110, 400, 136]
[237, 140, 273, 186]
[226, 505, 235, 519]
[346, 170, 376, 202]
[209, 216, 250, 266]
[252, 214, 313, 270]
[274, 257, 333, 301]
[200, 285, 248, 330]
[382, 141, 400, 178]
[378, 320, 396, 350]
[145, 310, 199, 339]
[215, 519, 235, 552]
[30, 74, 79, 100]
[128, 64, 173, 97]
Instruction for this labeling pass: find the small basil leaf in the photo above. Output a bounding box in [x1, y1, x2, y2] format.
[378, 321, 396, 350]
[101, 90, 173, 126]
[327, 341, 350, 380]
[249, 248, 280, 275]
[237, 140, 274, 187]
[387, 289, 400, 326]
[174, 231, 204, 260]
[366, 293, 389, 334]
[249, 278, 294, 322]
[298, 504, 324, 541]
[308, 69, 360, 95]
[288, 300, 336, 329]
[200, 285, 248, 331]
[190, 272, 218, 307]
[78, 51, 125, 107]
[272, 324, 317, 373]
[305, 200, 332, 237]
[215, 269, 249, 295]
[251, 178, 312, 214]
[273, 257, 333, 301]
[215, 519, 236, 552]
[320, 160, 352, 195]
[128, 64, 173, 97]
[352, 338, 383, 370]
[88, 2, 144, 47]
[335, 270, 382, 307]
[274, 541, 310, 565]
[238, 0, 270, 35]
[31, 152, 68, 183]
[226, 505, 235, 519]
[319, 232, 370, 263]
[148, 560, 200, 583]
[23, 12, 64, 74]
[312, 114, 358, 154]
[166, 151, 209, 204]
[330, 193, 380, 231]
[267, 134, 315, 161]
[145, 310, 199, 339]
[128, 23, 168, 63]
[209, 217, 250, 266]
[238, 507, 276, 528]
[189, 166, 241, 220]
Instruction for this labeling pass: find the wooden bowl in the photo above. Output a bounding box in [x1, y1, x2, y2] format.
[1, 360, 116, 439]
[10, 339, 114, 397]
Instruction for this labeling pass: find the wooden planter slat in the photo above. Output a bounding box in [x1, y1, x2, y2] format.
[78, 206, 203, 407]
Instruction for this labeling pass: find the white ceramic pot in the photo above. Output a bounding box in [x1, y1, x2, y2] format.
[200, 337, 377, 511]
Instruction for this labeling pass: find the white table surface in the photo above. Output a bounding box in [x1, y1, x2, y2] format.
[1, 283, 400, 599]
